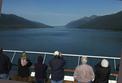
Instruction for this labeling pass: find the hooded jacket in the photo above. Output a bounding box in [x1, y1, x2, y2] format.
[18, 58, 32, 77]
[34, 56, 48, 80]
[93, 61, 111, 83]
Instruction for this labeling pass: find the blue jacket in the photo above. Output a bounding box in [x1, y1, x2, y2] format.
[49, 56, 65, 81]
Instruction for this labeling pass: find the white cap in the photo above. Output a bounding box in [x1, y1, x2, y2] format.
[53, 51, 61, 56]
[101, 59, 109, 68]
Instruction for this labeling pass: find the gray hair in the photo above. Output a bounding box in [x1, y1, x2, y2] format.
[81, 56, 88, 64]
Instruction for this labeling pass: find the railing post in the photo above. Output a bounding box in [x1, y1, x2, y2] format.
[114, 59, 117, 71]
[43, 53, 47, 64]
[114, 59, 118, 81]
[11, 52, 16, 63]
[78, 56, 80, 66]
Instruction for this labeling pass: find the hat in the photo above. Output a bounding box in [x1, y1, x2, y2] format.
[21, 52, 27, 59]
[81, 56, 87, 64]
[101, 59, 109, 68]
[53, 51, 61, 56]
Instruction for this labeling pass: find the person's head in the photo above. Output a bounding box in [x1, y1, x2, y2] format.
[21, 52, 28, 60]
[81, 56, 88, 64]
[53, 50, 62, 58]
[0, 48, 3, 54]
[37, 55, 43, 63]
[101, 59, 109, 68]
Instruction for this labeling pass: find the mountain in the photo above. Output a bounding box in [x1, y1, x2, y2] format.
[66, 11, 122, 31]
[0, 14, 51, 29]
[66, 15, 97, 28]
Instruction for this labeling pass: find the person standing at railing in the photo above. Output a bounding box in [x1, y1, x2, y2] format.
[93, 59, 111, 83]
[17, 52, 32, 82]
[34, 55, 48, 83]
[74, 56, 95, 83]
[49, 51, 65, 83]
[0, 48, 12, 80]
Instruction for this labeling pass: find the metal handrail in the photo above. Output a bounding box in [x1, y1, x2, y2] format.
[3, 49, 120, 70]
[3, 50, 120, 72]
[3, 49, 120, 60]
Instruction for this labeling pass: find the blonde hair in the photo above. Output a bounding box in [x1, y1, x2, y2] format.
[21, 52, 28, 59]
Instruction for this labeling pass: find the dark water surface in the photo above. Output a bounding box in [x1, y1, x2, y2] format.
[0, 27, 122, 57]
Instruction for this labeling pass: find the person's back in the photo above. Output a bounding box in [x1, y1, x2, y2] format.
[35, 55, 48, 83]
[49, 51, 65, 83]
[74, 56, 95, 83]
[0, 48, 11, 79]
[93, 59, 111, 83]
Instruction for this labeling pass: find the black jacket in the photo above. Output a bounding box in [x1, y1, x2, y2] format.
[34, 56, 48, 80]
[17, 58, 32, 77]
[0, 53, 12, 74]
[49, 56, 65, 81]
[93, 62, 111, 83]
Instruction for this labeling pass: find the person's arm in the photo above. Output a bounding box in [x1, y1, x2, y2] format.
[90, 66, 95, 81]
[74, 66, 80, 80]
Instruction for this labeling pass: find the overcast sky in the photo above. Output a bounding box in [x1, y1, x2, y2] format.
[2, 0, 122, 26]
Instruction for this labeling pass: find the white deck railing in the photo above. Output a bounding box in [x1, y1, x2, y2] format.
[3, 49, 120, 67]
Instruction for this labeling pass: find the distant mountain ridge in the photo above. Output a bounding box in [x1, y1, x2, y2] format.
[66, 15, 97, 28]
[66, 11, 122, 31]
[0, 14, 51, 29]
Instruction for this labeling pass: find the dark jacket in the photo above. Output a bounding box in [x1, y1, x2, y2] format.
[93, 62, 111, 83]
[18, 58, 32, 77]
[49, 56, 65, 81]
[34, 56, 48, 80]
[0, 53, 12, 74]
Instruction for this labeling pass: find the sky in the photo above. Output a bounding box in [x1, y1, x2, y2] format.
[2, 0, 122, 26]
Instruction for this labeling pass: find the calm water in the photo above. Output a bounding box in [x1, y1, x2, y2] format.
[0, 27, 122, 57]
[0, 27, 122, 70]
